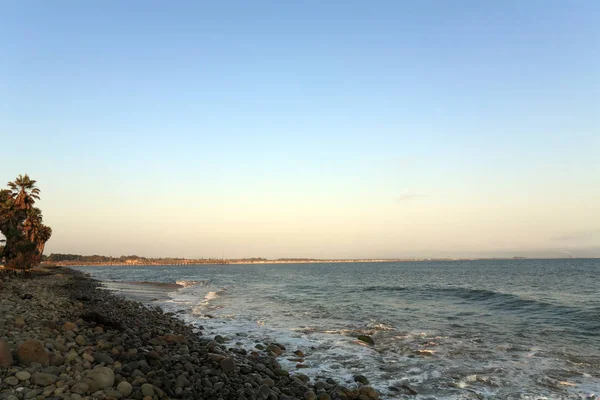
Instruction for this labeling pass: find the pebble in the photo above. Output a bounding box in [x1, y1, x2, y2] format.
[141, 383, 155, 396]
[31, 372, 57, 386]
[71, 382, 90, 394]
[5, 376, 19, 386]
[86, 366, 115, 389]
[63, 321, 77, 331]
[117, 381, 132, 397]
[305, 391, 318, 400]
[220, 357, 236, 374]
[16, 371, 31, 381]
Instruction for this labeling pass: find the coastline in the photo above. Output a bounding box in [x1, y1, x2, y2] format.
[0, 267, 382, 400]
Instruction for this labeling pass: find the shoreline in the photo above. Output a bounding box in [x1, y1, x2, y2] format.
[0, 267, 382, 400]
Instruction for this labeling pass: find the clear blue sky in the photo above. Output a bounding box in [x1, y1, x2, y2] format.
[1, 1, 598, 258]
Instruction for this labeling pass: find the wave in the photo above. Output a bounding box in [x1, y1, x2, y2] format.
[175, 279, 210, 287]
[363, 285, 407, 292]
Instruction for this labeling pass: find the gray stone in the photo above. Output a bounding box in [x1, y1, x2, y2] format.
[258, 384, 271, 399]
[5, 376, 19, 386]
[94, 351, 114, 364]
[24, 389, 41, 399]
[220, 357, 236, 374]
[70, 382, 90, 395]
[116, 381, 132, 397]
[141, 383, 154, 397]
[304, 391, 318, 400]
[31, 372, 57, 386]
[86, 366, 115, 389]
[16, 371, 31, 381]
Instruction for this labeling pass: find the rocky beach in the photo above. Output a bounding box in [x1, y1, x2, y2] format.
[0, 267, 381, 400]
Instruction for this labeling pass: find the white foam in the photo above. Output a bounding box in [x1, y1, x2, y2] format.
[176, 279, 207, 287]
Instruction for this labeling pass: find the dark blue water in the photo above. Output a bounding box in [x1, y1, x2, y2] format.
[76, 259, 600, 399]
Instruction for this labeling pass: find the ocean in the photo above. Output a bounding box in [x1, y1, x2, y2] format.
[74, 259, 600, 399]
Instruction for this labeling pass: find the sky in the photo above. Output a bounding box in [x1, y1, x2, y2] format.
[1, 1, 599, 259]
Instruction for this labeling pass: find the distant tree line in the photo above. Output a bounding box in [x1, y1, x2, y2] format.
[44, 254, 143, 263]
[44, 254, 229, 265]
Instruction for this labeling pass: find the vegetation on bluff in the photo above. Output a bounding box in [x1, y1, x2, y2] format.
[0, 174, 52, 269]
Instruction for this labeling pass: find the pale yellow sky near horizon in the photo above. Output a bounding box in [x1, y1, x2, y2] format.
[39, 179, 600, 259]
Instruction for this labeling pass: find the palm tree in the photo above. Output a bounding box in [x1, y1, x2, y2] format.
[23, 208, 42, 241]
[7, 174, 40, 210]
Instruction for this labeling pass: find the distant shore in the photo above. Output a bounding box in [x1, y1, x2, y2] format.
[48, 259, 416, 267]
[40, 256, 591, 268]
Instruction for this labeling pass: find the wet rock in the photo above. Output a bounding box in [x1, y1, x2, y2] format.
[214, 335, 227, 343]
[357, 335, 374, 346]
[0, 339, 13, 367]
[318, 394, 332, 400]
[294, 350, 305, 357]
[266, 344, 283, 356]
[75, 335, 86, 346]
[400, 384, 418, 395]
[358, 386, 378, 399]
[354, 375, 369, 385]
[304, 391, 318, 400]
[16, 339, 49, 366]
[14, 316, 25, 327]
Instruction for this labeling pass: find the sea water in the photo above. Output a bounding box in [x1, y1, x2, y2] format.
[75, 259, 600, 399]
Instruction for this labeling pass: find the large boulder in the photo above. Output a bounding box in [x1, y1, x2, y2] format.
[16, 339, 49, 366]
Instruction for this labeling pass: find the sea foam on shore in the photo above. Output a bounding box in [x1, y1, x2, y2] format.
[0, 267, 382, 400]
